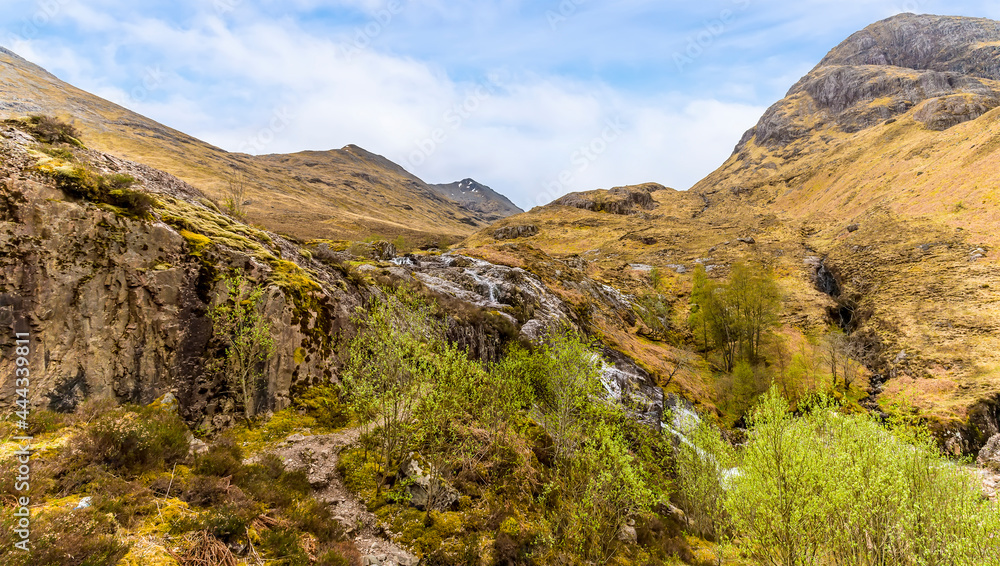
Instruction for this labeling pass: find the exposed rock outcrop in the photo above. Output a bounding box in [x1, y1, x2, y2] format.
[398, 453, 461, 512]
[979, 434, 1000, 472]
[553, 184, 660, 215]
[738, 14, 1000, 152]
[0, 123, 358, 429]
[493, 224, 538, 240]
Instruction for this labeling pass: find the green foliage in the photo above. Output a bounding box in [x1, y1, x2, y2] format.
[689, 262, 782, 371]
[636, 292, 676, 342]
[0, 506, 128, 566]
[531, 326, 603, 462]
[293, 384, 352, 429]
[720, 389, 1000, 566]
[39, 158, 156, 219]
[339, 301, 674, 564]
[673, 417, 735, 540]
[208, 269, 276, 421]
[343, 288, 444, 493]
[575, 418, 657, 559]
[74, 404, 189, 476]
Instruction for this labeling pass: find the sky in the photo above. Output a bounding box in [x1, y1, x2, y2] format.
[3, 1, 1000, 210]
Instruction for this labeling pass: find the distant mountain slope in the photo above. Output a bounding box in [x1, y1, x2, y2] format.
[462, 14, 1000, 452]
[693, 13, 1000, 246]
[429, 178, 523, 222]
[0, 47, 509, 244]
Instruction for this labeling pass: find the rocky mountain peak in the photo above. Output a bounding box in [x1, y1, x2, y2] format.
[429, 177, 523, 222]
[737, 14, 1000, 153]
[817, 13, 1000, 79]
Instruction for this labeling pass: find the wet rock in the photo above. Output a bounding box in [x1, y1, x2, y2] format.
[369, 241, 397, 261]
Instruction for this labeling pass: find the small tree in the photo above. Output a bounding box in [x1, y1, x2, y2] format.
[343, 290, 442, 495]
[690, 262, 781, 372]
[209, 270, 275, 421]
[532, 326, 603, 463]
[224, 168, 249, 219]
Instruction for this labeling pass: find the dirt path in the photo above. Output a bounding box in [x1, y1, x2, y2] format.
[256, 428, 418, 566]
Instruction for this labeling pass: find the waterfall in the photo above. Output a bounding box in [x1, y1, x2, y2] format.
[465, 268, 499, 304]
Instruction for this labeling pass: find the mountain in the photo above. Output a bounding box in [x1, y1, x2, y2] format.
[429, 178, 523, 222]
[0, 47, 510, 245]
[4, 14, 1000, 565]
[695, 13, 1000, 245]
[462, 13, 1000, 451]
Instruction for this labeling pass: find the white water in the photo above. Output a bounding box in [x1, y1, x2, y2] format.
[465, 268, 499, 304]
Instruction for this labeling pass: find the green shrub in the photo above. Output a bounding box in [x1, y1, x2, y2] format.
[673, 417, 735, 540]
[0, 506, 128, 566]
[25, 115, 81, 145]
[193, 437, 244, 477]
[74, 405, 189, 475]
[41, 162, 155, 219]
[234, 454, 311, 510]
[722, 389, 1000, 566]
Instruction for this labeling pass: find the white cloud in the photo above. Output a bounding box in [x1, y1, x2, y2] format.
[4, 0, 998, 210]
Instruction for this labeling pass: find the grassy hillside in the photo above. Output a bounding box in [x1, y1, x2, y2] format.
[0, 48, 495, 245]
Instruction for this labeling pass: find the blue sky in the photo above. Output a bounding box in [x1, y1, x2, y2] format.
[3, 0, 1000, 209]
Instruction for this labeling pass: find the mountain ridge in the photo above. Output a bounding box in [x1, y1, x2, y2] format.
[462, 13, 1000, 451]
[0, 47, 520, 244]
[429, 178, 523, 222]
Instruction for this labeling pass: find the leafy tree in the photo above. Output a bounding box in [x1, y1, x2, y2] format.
[689, 262, 781, 371]
[224, 168, 249, 220]
[720, 389, 1000, 566]
[724, 389, 831, 566]
[531, 326, 603, 462]
[481, 344, 536, 449]
[673, 417, 735, 540]
[342, 289, 442, 494]
[209, 270, 276, 421]
[577, 419, 656, 561]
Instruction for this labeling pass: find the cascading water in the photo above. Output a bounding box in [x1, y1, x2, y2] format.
[465, 268, 499, 304]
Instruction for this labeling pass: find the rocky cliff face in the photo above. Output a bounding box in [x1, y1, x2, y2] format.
[0, 119, 663, 431]
[0, 122, 361, 431]
[739, 14, 1000, 154]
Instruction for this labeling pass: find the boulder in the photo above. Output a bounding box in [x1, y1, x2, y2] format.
[979, 434, 1000, 471]
[553, 184, 659, 215]
[188, 437, 209, 457]
[617, 524, 637, 544]
[399, 453, 460, 511]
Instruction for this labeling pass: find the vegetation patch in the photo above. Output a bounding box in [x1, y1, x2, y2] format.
[36, 156, 157, 219]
